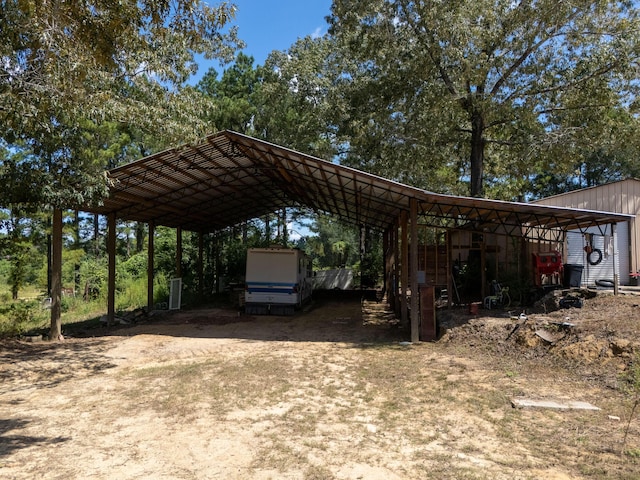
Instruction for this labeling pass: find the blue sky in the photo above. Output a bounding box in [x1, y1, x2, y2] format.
[196, 1, 333, 239]
[193, 0, 333, 83]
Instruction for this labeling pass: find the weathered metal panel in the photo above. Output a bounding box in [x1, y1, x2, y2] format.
[533, 179, 640, 274]
[419, 285, 437, 341]
[566, 222, 630, 285]
[84, 131, 632, 239]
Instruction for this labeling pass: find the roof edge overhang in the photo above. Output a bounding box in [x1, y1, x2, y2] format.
[80, 130, 634, 237]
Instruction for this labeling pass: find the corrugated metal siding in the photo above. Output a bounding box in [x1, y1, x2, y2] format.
[533, 179, 640, 274]
[566, 223, 630, 285]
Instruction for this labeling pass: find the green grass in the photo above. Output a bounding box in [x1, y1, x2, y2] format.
[0, 285, 107, 337]
[0, 274, 173, 338]
[0, 298, 49, 336]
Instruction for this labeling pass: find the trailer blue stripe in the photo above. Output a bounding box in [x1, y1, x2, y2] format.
[246, 282, 296, 294]
[247, 288, 294, 294]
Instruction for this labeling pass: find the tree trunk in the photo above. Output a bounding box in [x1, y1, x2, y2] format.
[281, 208, 288, 246]
[264, 215, 270, 245]
[135, 222, 145, 253]
[93, 214, 99, 257]
[74, 211, 81, 294]
[50, 208, 63, 340]
[469, 109, 485, 198]
[47, 216, 52, 296]
[107, 213, 116, 326]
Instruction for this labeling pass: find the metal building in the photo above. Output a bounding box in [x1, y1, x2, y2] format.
[46, 131, 632, 341]
[532, 179, 640, 285]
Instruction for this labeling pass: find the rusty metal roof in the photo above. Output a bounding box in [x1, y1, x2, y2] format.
[86, 130, 633, 235]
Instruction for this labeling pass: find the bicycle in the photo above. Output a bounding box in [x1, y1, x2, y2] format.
[483, 280, 511, 309]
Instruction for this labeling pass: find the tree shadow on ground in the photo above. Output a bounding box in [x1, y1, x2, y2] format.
[0, 418, 70, 457]
[0, 338, 118, 394]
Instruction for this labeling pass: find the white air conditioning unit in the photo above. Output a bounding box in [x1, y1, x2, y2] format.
[169, 278, 182, 310]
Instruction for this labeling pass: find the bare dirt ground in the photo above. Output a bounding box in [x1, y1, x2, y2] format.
[2, 290, 640, 479]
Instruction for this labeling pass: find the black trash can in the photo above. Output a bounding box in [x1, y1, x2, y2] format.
[564, 264, 584, 288]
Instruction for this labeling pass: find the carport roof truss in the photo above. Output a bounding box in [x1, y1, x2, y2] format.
[86, 130, 633, 235]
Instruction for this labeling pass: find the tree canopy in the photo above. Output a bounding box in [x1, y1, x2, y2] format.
[0, 0, 242, 209]
[327, 0, 640, 198]
[197, 52, 260, 133]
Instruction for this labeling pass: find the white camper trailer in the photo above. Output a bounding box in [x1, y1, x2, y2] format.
[244, 247, 313, 315]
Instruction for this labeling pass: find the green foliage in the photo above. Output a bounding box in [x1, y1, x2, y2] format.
[327, 0, 640, 198]
[304, 214, 359, 270]
[197, 53, 260, 133]
[529, 107, 640, 198]
[297, 213, 383, 287]
[220, 236, 249, 282]
[154, 226, 179, 279]
[7, 242, 32, 299]
[116, 275, 149, 312]
[0, 300, 48, 337]
[255, 37, 338, 159]
[121, 252, 148, 278]
[0, 206, 48, 298]
[0, 0, 243, 209]
[620, 353, 640, 454]
[79, 256, 109, 300]
[154, 272, 171, 306]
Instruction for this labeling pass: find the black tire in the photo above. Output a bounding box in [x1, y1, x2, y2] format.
[595, 279, 614, 288]
[559, 297, 584, 309]
[588, 248, 603, 266]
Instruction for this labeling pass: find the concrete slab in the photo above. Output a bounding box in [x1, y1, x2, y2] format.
[511, 398, 600, 411]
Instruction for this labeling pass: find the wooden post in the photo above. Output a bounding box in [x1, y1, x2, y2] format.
[400, 210, 409, 328]
[612, 223, 619, 295]
[410, 199, 419, 343]
[73, 210, 81, 294]
[394, 219, 400, 315]
[480, 235, 486, 299]
[198, 231, 204, 298]
[147, 220, 155, 312]
[215, 232, 221, 294]
[176, 226, 182, 278]
[359, 224, 365, 288]
[432, 233, 436, 285]
[50, 208, 63, 340]
[446, 231, 453, 307]
[107, 213, 116, 326]
[383, 228, 390, 300]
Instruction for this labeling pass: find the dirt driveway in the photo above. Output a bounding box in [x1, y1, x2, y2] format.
[1, 295, 639, 479]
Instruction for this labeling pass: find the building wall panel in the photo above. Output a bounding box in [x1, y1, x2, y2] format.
[566, 223, 629, 286]
[532, 179, 640, 275]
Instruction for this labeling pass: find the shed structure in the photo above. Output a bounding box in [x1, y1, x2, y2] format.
[49, 131, 634, 341]
[532, 179, 640, 284]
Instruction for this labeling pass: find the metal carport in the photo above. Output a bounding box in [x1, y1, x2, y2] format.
[48, 130, 634, 341]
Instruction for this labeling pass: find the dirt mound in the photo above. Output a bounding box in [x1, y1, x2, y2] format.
[438, 291, 640, 385]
